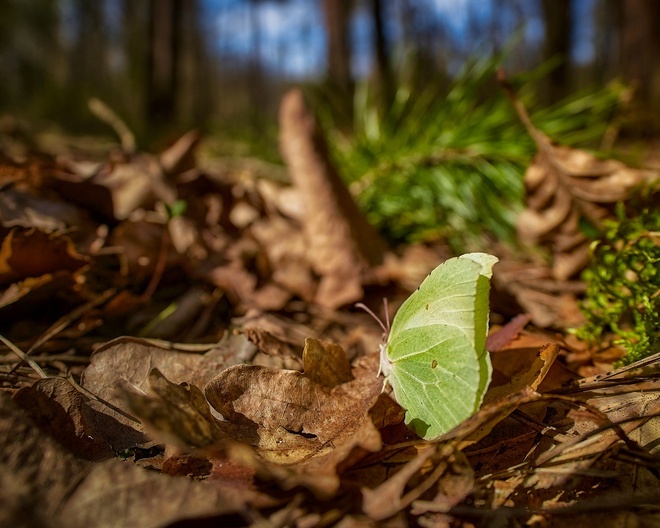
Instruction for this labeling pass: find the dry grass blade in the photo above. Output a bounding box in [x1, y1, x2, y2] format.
[0, 334, 48, 378]
[8, 288, 117, 375]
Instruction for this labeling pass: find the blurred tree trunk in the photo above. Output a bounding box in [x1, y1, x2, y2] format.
[121, 0, 147, 135]
[619, 0, 660, 126]
[371, 0, 394, 116]
[146, 0, 182, 135]
[592, 0, 621, 84]
[541, 0, 572, 104]
[73, 0, 110, 124]
[322, 0, 353, 126]
[0, 0, 65, 124]
[179, 0, 214, 130]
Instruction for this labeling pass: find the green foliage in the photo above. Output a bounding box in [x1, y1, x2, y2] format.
[319, 55, 624, 251]
[166, 199, 188, 219]
[577, 204, 660, 364]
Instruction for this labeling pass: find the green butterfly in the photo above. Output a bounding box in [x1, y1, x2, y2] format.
[380, 253, 498, 440]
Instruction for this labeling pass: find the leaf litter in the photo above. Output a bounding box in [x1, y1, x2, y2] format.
[0, 87, 659, 527]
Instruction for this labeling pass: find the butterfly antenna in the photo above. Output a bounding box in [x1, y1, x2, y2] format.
[355, 302, 388, 335]
[383, 298, 390, 333]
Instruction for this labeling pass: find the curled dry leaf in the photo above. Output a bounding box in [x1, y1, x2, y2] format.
[243, 326, 302, 368]
[83, 337, 227, 394]
[80, 337, 228, 449]
[486, 343, 560, 404]
[0, 227, 88, 284]
[123, 368, 226, 449]
[502, 76, 658, 280]
[204, 341, 383, 497]
[302, 337, 353, 387]
[279, 88, 388, 308]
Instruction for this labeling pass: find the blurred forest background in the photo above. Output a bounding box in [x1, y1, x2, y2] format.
[2, 0, 659, 150]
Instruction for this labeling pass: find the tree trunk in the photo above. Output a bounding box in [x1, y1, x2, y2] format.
[146, 0, 182, 134]
[371, 0, 394, 115]
[541, 0, 572, 104]
[322, 0, 353, 125]
[619, 0, 660, 125]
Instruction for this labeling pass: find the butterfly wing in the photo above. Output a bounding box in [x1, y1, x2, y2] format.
[385, 253, 498, 440]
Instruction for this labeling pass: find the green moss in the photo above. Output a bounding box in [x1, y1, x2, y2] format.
[577, 203, 660, 364]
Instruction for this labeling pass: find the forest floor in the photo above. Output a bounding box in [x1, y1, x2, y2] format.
[1, 92, 659, 527]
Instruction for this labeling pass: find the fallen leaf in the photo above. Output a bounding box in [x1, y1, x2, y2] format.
[80, 337, 227, 449]
[58, 457, 247, 528]
[0, 392, 89, 526]
[486, 343, 560, 404]
[13, 377, 115, 460]
[123, 368, 226, 449]
[0, 227, 88, 284]
[204, 348, 383, 497]
[501, 73, 658, 280]
[302, 337, 353, 387]
[83, 337, 226, 393]
[279, 88, 388, 308]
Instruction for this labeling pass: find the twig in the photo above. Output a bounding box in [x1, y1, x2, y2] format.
[0, 334, 48, 379]
[65, 374, 141, 425]
[9, 288, 116, 374]
[0, 355, 89, 365]
[88, 97, 136, 153]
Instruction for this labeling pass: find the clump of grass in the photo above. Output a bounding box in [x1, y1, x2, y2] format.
[318, 54, 625, 251]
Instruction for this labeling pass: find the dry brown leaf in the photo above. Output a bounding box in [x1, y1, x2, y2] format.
[58, 457, 247, 528]
[243, 326, 302, 365]
[0, 227, 88, 284]
[0, 392, 89, 526]
[205, 365, 372, 447]
[302, 337, 353, 387]
[0, 186, 83, 231]
[501, 74, 658, 280]
[204, 347, 383, 497]
[249, 216, 316, 303]
[51, 152, 176, 221]
[123, 368, 226, 449]
[80, 337, 228, 449]
[83, 337, 227, 393]
[13, 377, 115, 460]
[486, 343, 560, 404]
[279, 88, 388, 308]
